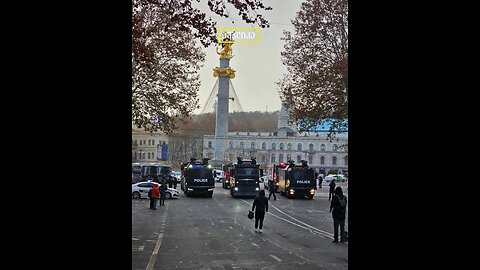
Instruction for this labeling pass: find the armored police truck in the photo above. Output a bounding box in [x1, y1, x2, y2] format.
[230, 157, 260, 198]
[278, 160, 317, 199]
[181, 158, 215, 198]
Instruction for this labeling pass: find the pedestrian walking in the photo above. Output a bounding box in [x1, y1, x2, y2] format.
[318, 175, 323, 189]
[268, 180, 276, 200]
[330, 186, 347, 243]
[252, 190, 269, 233]
[159, 181, 167, 206]
[328, 180, 336, 201]
[150, 183, 160, 210]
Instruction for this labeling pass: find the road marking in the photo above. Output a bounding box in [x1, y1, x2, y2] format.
[132, 245, 145, 251]
[239, 234, 244, 237]
[146, 204, 168, 270]
[241, 199, 333, 238]
[132, 237, 139, 241]
[251, 243, 260, 248]
[270, 255, 282, 262]
[269, 203, 334, 237]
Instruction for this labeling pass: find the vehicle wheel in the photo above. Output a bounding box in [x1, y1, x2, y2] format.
[308, 195, 314, 200]
[208, 192, 213, 198]
[166, 193, 172, 199]
[185, 191, 190, 197]
[132, 192, 141, 199]
[280, 191, 285, 196]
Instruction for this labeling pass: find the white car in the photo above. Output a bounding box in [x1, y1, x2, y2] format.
[324, 174, 346, 183]
[213, 169, 225, 182]
[259, 176, 268, 185]
[170, 171, 182, 183]
[132, 181, 180, 199]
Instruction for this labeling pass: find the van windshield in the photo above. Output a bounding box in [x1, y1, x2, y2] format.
[158, 166, 171, 175]
[290, 169, 314, 180]
[188, 168, 213, 179]
[235, 168, 258, 178]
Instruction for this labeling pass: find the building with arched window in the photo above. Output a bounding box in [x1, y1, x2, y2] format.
[202, 103, 347, 173]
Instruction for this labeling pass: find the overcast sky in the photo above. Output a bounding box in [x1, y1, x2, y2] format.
[193, 0, 304, 114]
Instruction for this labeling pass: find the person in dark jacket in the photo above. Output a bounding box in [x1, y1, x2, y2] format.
[318, 175, 323, 189]
[148, 188, 153, 209]
[330, 186, 347, 242]
[252, 190, 269, 233]
[268, 180, 276, 200]
[328, 180, 336, 201]
[159, 181, 167, 206]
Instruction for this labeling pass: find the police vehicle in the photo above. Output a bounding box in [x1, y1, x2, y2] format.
[180, 158, 215, 198]
[278, 160, 317, 199]
[132, 162, 174, 183]
[230, 157, 260, 198]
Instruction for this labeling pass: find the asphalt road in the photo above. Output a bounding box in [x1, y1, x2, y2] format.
[132, 182, 348, 270]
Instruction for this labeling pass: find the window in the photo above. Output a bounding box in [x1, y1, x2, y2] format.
[287, 154, 291, 162]
[333, 144, 338, 152]
[142, 152, 146, 159]
[279, 154, 283, 162]
[229, 141, 233, 148]
[297, 155, 301, 163]
[321, 156, 325, 165]
[272, 143, 276, 150]
[152, 152, 155, 159]
[280, 143, 284, 150]
[229, 153, 234, 161]
[240, 142, 245, 149]
[208, 141, 212, 148]
[134, 152, 137, 160]
[148, 152, 151, 159]
[138, 183, 152, 188]
[287, 143, 291, 150]
[143, 140, 146, 145]
[297, 143, 302, 151]
[333, 156, 337, 165]
[344, 156, 348, 166]
[271, 154, 275, 163]
[262, 142, 266, 150]
[152, 140, 155, 145]
[309, 143, 314, 152]
[321, 144, 325, 151]
[261, 155, 266, 163]
[140, 140, 143, 146]
[251, 142, 255, 149]
[308, 155, 313, 164]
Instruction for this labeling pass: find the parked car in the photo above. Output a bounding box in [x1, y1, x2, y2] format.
[170, 171, 181, 183]
[324, 174, 347, 183]
[259, 175, 268, 183]
[213, 169, 225, 183]
[132, 181, 179, 199]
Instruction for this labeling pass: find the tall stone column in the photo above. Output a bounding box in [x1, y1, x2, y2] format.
[213, 41, 236, 162]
